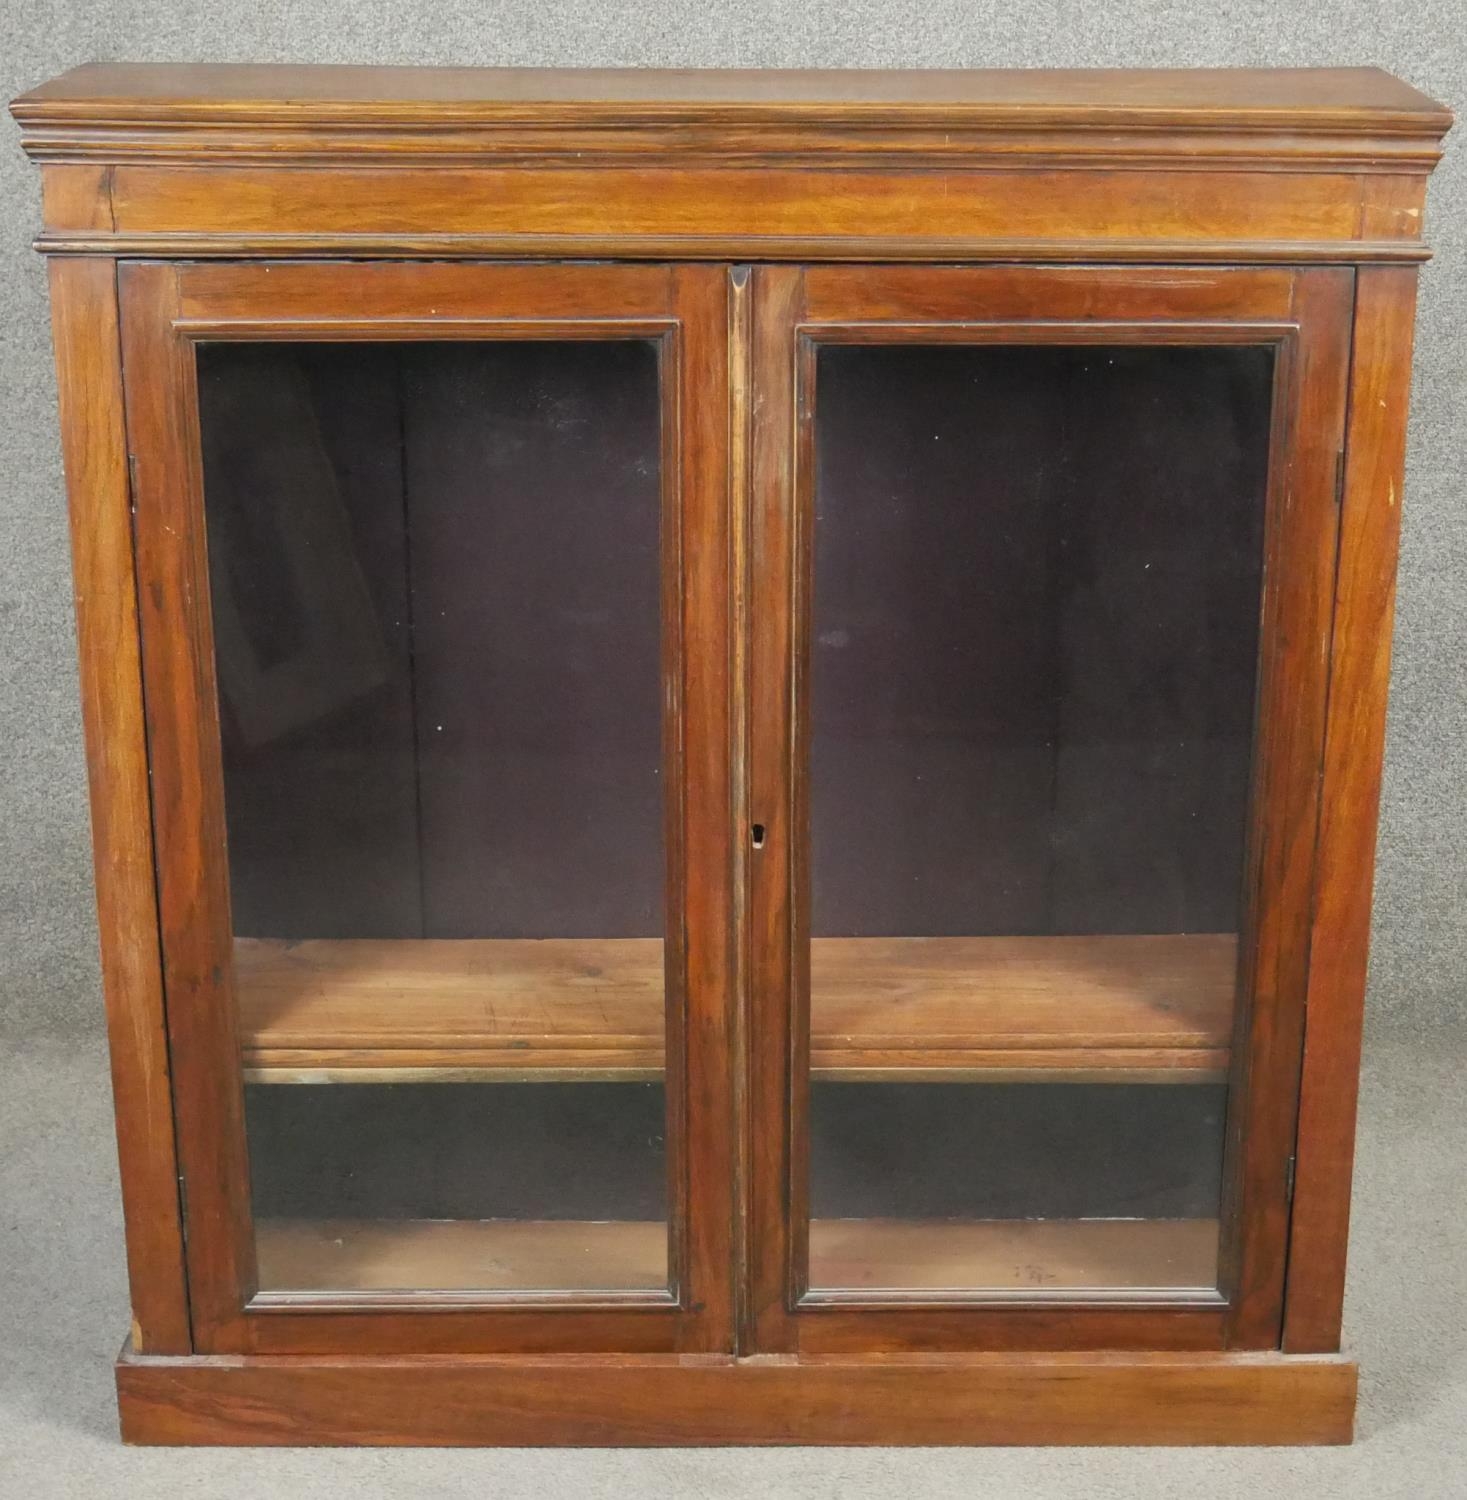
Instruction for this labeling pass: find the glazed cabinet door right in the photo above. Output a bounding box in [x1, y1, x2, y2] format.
[742, 264, 1354, 1355]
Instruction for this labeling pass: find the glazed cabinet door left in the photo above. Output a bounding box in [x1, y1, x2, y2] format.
[118, 260, 736, 1354]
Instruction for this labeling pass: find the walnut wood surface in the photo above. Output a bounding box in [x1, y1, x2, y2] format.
[1215, 268, 1354, 1349]
[17, 61, 1447, 1445]
[12, 67, 1450, 264]
[235, 933, 1235, 1083]
[48, 258, 191, 1355]
[807, 1218, 1218, 1297]
[248, 1215, 1216, 1301]
[13, 62, 1444, 112]
[743, 261, 1355, 1358]
[12, 65, 1448, 170]
[1285, 267, 1421, 1353]
[115, 1345, 1358, 1446]
[255, 1219, 670, 1294]
[119, 257, 733, 1358]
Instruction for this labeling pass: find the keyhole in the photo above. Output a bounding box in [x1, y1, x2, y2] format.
[751, 823, 766, 849]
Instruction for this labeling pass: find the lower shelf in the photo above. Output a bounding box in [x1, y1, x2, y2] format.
[808, 1217, 1218, 1296]
[256, 1218, 669, 1294]
[116, 1344, 1358, 1446]
[236, 931, 1237, 1084]
[252, 1215, 1218, 1298]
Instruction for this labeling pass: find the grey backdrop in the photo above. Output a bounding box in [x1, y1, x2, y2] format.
[0, 4, 1462, 1040]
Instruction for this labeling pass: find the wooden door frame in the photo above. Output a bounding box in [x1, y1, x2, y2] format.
[117, 258, 737, 1356]
[743, 263, 1355, 1355]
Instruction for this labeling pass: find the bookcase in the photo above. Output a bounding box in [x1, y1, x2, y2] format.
[12, 63, 1450, 1445]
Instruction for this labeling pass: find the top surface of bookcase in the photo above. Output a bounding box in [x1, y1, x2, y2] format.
[13, 64, 1451, 166]
[12, 62, 1450, 124]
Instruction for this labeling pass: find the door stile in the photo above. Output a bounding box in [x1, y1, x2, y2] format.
[745, 265, 807, 1354]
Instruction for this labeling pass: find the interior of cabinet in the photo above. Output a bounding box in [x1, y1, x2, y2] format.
[204, 338, 1264, 1094]
[200, 334, 1263, 1297]
[236, 931, 1237, 1084]
[241, 1075, 1224, 1293]
[250, 1216, 1218, 1297]
[795, 340, 1270, 1297]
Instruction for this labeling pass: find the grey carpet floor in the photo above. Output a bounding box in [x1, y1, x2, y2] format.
[2, 1026, 1463, 1497]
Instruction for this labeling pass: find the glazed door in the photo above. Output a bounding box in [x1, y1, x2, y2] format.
[744, 265, 1353, 1353]
[120, 261, 735, 1354]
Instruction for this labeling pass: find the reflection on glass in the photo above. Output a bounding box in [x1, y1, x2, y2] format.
[197, 340, 668, 1294]
[808, 343, 1274, 1296]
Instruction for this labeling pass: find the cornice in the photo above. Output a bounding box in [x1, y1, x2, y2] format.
[10, 116, 1451, 173]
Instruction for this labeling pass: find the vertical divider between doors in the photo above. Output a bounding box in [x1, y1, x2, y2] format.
[745, 266, 807, 1353]
[670, 264, 740, 1352]
[727, 265, 755, 1354]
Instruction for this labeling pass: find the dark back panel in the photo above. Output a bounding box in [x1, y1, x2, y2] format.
[197, 339, 664, 943]
[811, 342, 1274, 939]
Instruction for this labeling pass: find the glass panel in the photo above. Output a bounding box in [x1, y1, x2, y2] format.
[196, 339, 668, 1295]
[807, 342, 1274, 1296]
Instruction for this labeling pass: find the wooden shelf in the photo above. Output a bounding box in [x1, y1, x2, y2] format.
[256, 1218, 669, 1294]
[237, 937, 668, 1084]
[811, 934, 1235, 1083]
[808, 1217, 1219, 1296]
[236, 932, 1236, 1085]
[252, 1215, 1216, 1297]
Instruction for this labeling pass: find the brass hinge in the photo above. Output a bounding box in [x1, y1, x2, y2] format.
[1334, 448, 1347, 506]
[177, 1171, 189, 1239]
[1285, 1154, 1297, 1201]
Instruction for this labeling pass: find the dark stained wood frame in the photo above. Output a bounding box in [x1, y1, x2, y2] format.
[114, 1343, 1357, 1446]
[19, 63, 1449, 1445]
[1284, 266, 1423, 1352]
[745, 265, 1354, 1354]
[117, 259, 737, 1356]
[48, 258, 192, 1356]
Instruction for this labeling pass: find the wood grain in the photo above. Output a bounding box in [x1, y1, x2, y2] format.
[1284, 267, 1420, 1353]
[14, 69, 1450, 267]
[13, 64, 1448, 177]
[49, 257, 191, 1355]
[105, 166, 1367, 244]
[235, 933, 1235, 1083]
[236, 938, 665, 1081]
[22, 63, 1445, 1442]
[1215, 269, 1354, 1348]
[115, 1344, 1358, 1446]
[14, 62, 1444, 114]
[806, 1218, 1219, 1298]
[117, 257, 733, 1358]
[745, 264, 805, 1355]
[250, 1216, 1217, 1303]
[668, 262, 739, 1353]
[121, 259, 259, 1351]
[255, 1219, 669, 1295]
[746, 262, 1356, 1357]
[812, 936, 1235, 1081]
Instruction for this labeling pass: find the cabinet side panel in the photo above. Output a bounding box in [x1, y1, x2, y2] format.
[48, 256, 191, 1353]
[1285, 266, 1419, 1353]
